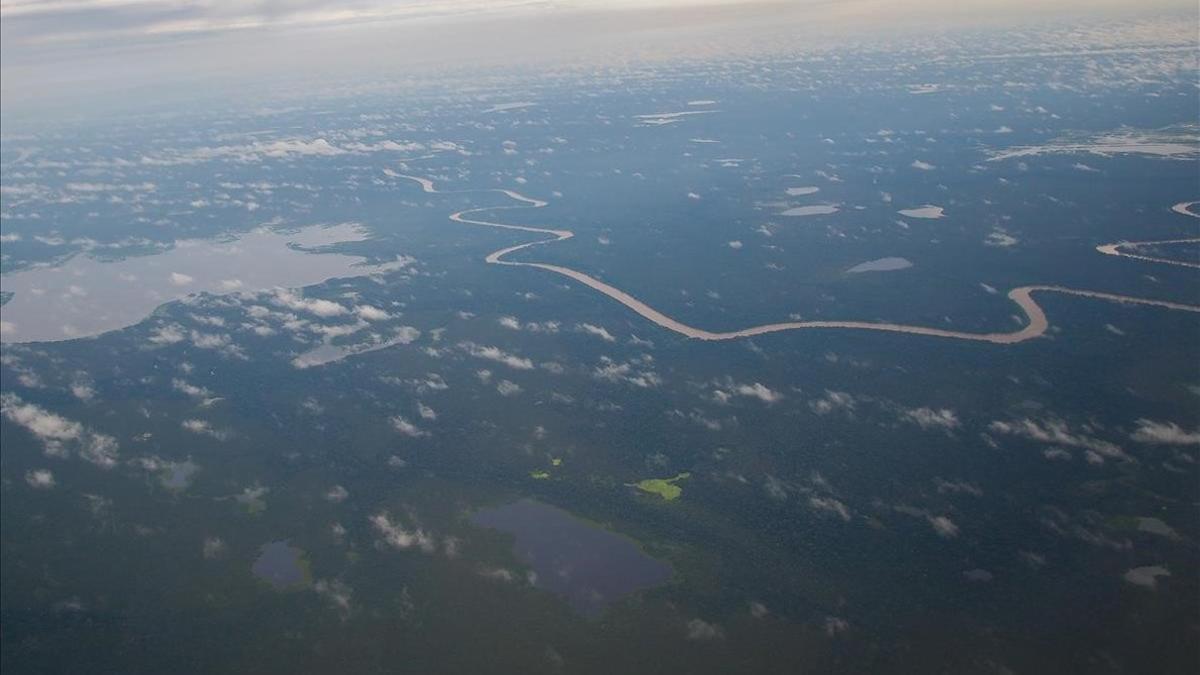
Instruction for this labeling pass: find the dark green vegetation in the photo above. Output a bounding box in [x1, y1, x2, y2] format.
[2, 16, 1198, 675]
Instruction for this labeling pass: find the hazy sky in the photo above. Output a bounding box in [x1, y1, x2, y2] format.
[2, 0, 1187, 47]
[1, 0, 1193, 116]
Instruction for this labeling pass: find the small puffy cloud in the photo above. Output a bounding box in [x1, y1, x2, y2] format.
[25, 469, 56, 489]
[685, 619, 725, 641]
[825, 617, 850, 636]
[1042, 447, 1071, 461]
[499, 317, 560, 333]
[70, 379, 95, 402]
[149, 323, 186, 345]
[576, 323, 616, 342]
[203, 536, 227, 559]
[903, 407, 960, 431]
[391, 416, 429, 438]
[989, 417, 1129, 461]
[460, 342, 534, 370]
[1130, 419, 1200, 445]
[492, 379, 520, 393]
[733, 382, 782, 404]
[497, 380, 523, 397]
[935, 478, 982, 497]
[314, 579, 354, 618]
[1, 393, 82, 442]
[325, 485, 349, 503]
[727, 240, 743, 249]
[593, 356, 662, 388]
[355, 305, 392, 321]
[808, 496, 851, 521]
[417, 402, 437, 420]
[985, 229, 1019, 247]
[928, 515, 960, 538]
[477, 566, 518, 583]
[1123, 566, 1170, 590]
[181, 418, 230, 441]
[169, 272, 195, 286]
[764, 475, 789, 502]
[369, 512, 436, 554]
[910, 159, 936, 170]
[1, 393, 118, 468]
[809, 390, 855, 415]
[172, 378, 213, 400]
[272, 288, 347, 318]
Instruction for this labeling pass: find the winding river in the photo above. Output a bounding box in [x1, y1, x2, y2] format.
[398, 173, 1200, 344]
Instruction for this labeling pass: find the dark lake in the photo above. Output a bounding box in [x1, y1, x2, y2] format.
[251, 541, 310, 590]
[471, 499, 671, 617]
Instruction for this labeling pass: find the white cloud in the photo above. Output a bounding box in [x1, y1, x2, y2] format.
[764, 475, 788, 501]
[928, 515, 960, 538]
[825, 617, 850, 636]
[1123, 565, 1170, 590]
[732, 382, 782, 404]
[460, 342, 534, 370]
[809, 390, 855, 415]
[25, 469, 55, 489]
[325, 485, 349, 503]
[1, 393, 82, 442]
[148, 323, 186, 345]
[355, 305, 392, 321]
[592, 356, 662, 388]
[910, 159, 936, 170]
[272, 288, 348, 318]
[70, 380, 95, 401]
[181, 418, 230, 441]
[390, 416, 429, 437]
[314, 579, 354, 618]
[984, 229, 1019, 247]
[203, 537, 227, 559]
[1130, 419, 1200, 445]
[808, 496, 851, 521]
[935, 478, 982, 497]
[172, 378, 213, 400]
[499, 316, 560, 333]
[1, 394, 120, 468]
[903, 407, 960, 431]
[0, 391, 121, 466]
[169, 272, 195, 286]
[576, 323, 616, 342]
[989, 417, 1129, 461]
[685, 618, 724, 641]
[370, 512, 436, 553]
[477, 566, 517, 583]
[496, 380, 523, 397]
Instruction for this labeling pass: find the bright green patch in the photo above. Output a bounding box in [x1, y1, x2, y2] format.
[633, 472, 691, 501]
[550, 457, 563, 467]
[530, 470, 551, 480]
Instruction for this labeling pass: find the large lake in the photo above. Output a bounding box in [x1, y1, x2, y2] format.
[470, 499, 671, 617]
[0, 223, 378, 343]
